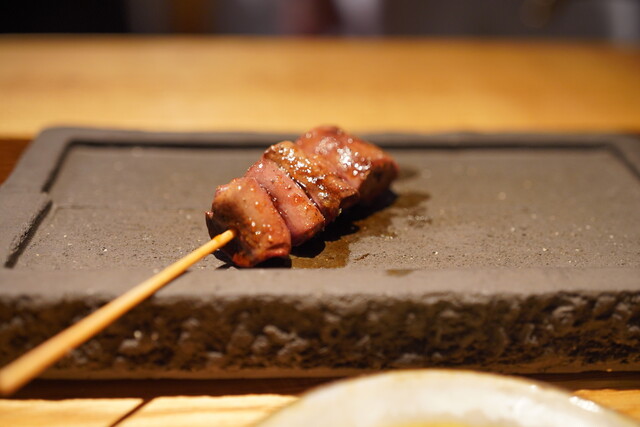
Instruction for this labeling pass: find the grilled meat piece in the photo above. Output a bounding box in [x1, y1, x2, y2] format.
[263, 141, 358, 223]
[297, 126, 399, 204]
[246, 159, 325, 246]
[205, 126, 399, 267]
[205, 177, 291, 267]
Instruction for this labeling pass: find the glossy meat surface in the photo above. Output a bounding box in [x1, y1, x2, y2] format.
[246, 159, 325, 246]
[297, 126, 399, 204]
[205, 177, 291, 267]
[263, 141, 358, 223]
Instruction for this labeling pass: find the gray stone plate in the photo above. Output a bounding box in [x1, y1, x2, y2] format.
[0, 127, 639, 378]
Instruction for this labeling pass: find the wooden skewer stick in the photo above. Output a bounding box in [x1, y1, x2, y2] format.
[0, 229, 236, 396]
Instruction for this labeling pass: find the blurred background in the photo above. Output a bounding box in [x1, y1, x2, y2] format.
[1, 0, 639, 42]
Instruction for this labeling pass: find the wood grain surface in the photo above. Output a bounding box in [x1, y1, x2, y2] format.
[1, 395, 295, 427]
[0, 381, 639, 426]
[0, 36, 639, 426]
[0, 36, 639, 139]
[0, 376, 639, 426]
[0, 139, 29, 185]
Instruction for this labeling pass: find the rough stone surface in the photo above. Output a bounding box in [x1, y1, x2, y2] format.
[0, 268, 638, 377]
[0, 128, 639, 378]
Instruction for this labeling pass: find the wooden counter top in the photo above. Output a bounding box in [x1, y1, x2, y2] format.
[0, 36, 639, 426]
[0, 377, 638, 426]
[1, 36, 639, 138]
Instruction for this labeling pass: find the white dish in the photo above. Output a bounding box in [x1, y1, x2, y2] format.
[257, 370, 637, 427]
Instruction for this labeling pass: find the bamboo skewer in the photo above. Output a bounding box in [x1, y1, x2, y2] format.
[0, 229, 236, 396]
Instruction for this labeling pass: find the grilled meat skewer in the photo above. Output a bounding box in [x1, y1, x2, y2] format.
[205, 126, 398, 267]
